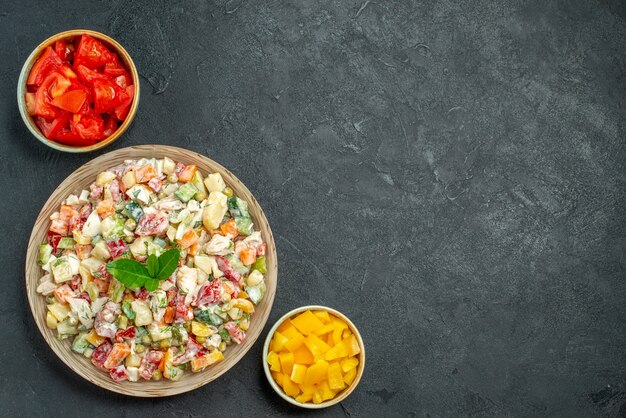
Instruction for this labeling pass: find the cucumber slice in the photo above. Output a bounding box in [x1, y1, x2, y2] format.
[38, 244, 53, 265]
[175, 183, 199, 203]
[57, 237, 76, 250]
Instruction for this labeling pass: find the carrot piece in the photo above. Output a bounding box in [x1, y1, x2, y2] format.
[49, 219, 69, 236]
[239, 247, 257, 266]
[96, 199, 116, 219]
[134, 165, 156, 183]
[163, 306, 175, 324]
[188, 242, 199, 256]
[59, 205, 79, 223]
[178, 165, 197, 183]
[176, 229, 198, 249]
[220, 218, 238, 238]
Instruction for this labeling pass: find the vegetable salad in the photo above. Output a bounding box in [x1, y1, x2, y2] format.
[37, 158, 268, 382]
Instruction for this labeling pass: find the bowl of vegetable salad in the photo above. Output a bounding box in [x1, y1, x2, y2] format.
[25, 145, 277, 396]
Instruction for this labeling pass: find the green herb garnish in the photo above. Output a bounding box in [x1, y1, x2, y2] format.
[106, 248, 180, 291]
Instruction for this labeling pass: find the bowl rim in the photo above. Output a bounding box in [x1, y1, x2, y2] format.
[17, 29, 140, 153]
[25, 145, 278, 396]
[262, 305, 366, 409]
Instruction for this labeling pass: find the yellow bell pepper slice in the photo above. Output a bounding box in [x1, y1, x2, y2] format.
[340, 357, 359, 373]
[284, 330, 305, 352]
[267, 351, 281, 372]
[327, 362, 346, 391]
[290, 364, 307, 384]
[304, 360, 329, 385]
[293, 346, 314, 365]
[291, 310, 325, 336]
[279, 352, 295, 375]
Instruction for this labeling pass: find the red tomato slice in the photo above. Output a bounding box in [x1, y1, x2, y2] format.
[59, 64, 77, 80]
[25, 92, 36, 115]
[71, 113, 104, 141]
[34, 113, 69, 139]
[114, 73, 130, 89]
[102, 115, 118, 137]
[50, 129, 93, 146]
[54, 40, 67, 61]
[93, 78, 130, 114]
[76, 64, 109, 86]
[26, 47, 63, 86]
[103, 56, 127, 77]
[73, 34, 115, 69]
[51, 90, 88, 113]
[34, 72, 70, 118]
[114, 85, 134, 121]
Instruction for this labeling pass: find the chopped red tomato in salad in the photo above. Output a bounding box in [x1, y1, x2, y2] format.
[25, 34, 134, 146]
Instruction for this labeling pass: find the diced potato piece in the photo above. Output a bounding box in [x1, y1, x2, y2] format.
[327, 362, 345, 391]
[125, 353, 141, 368]
[96, 171, 117, 186]
[340, 357, 359, 373]
[121, 170, 137, 189]
[304, 360, 329, 385]
[204, 173, 226, 193]
[284, 330, 305, 352]
[92, 240, 111, 261]
[290, 364, 307, 384]
[278, 352, 295, 375]
[163, 158, 176, 175]
[131, 300, 153, 327]
[46, 312, 58, 329]
[267, 351, 281, 372]
[293, 346, 315, 365]
[48, 302, 70, 322]
[202, 192, 227, 230]
[291, 310, 325, 336]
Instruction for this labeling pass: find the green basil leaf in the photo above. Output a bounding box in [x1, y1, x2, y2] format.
[147, 254, 159, 278]
[106, 259, 150, 288]
[144, 278, 160, 291]
[156, 248, 180, 280]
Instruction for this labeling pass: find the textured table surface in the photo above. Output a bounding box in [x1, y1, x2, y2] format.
[1, 1, 625, 416]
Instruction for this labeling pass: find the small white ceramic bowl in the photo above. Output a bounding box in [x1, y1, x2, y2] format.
[262, 305, 365, 409]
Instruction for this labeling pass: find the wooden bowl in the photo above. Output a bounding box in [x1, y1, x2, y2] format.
[262, 306, 366, 409]
[17, 29, 140, 153]
[25, 145, 278, 396]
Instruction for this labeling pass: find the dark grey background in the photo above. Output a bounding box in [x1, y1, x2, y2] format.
[1, 0, 625, 416]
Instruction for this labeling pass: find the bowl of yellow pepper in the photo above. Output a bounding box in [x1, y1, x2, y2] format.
[262, 306, 365, 408]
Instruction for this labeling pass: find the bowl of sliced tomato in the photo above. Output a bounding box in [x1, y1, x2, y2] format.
[17, 30, 140, 152]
